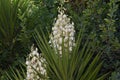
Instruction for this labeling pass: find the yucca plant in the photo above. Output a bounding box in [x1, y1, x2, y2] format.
[0, 0, 31, 69]
[32, 7, 108, 80]
[0, 0, 31, 47]
[0, 0, 19, 50]
[33, 26, 107, 80]
[1, 1, 109, 79]
[0, 0, 20, 70]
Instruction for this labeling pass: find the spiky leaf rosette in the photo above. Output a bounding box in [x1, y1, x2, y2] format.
[33, 7, 108, 80]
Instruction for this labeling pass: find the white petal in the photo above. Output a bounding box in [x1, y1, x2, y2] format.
[69, 47, 72, 52]
[58, 46, 62, 50]
[59, 37, 62, 44]
[53, 30, 57, 35]
[70, 32, 74, 36]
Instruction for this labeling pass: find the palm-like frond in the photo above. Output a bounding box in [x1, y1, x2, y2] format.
[0, 0, 30, 50]
[0, 0, 19, 48]
[33, 27, 108, 80]
[3, 64, 26, 80]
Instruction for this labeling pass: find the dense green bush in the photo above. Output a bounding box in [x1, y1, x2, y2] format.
[65, 0, 120, 75]
[109, 71, 120, 80]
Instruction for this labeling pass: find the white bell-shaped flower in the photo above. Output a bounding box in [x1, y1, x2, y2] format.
[26, 45, 47, 80]
[49, 7, 75, 55]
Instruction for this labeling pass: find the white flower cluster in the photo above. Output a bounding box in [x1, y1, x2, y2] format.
[49, 8, 75, 54]
[26, 45, 47, 80]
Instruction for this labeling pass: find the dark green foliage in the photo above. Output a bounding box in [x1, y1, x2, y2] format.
[115, 1, 120, 41]
[1, 64, 26, 80]
[0, 0, 20, 68]
[0, 0, 30, 71]
[109, 72, 120, 80]
[66, 0, 120, 75]
[98, 0, 120, 74]
[21, 0, 59, 48]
